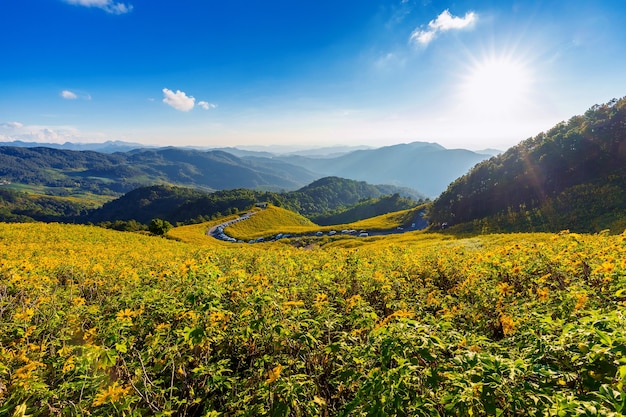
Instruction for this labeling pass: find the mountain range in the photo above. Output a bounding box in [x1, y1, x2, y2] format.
[0, 141, 495, 197]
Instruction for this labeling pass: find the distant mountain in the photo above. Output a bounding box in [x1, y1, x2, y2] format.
[227, 144, 373, 156]
[0, 146, 318, 195]
[430, 97, 626, 233]
[475, 148, 503, 157]
[0, 140, 148, 153]
[270, 142, 491, 197]
[0, 139, 486, 198]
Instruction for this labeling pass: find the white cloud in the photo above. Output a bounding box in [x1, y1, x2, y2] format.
[198, 101, 217, 110]
[0, 122, 95, 143]
[64, 0, 133, 15]
[1, 121, 24, 129]
[61, 90, 78, 100]
[162, 88, 196, 112]
[409, 9, 477, 46]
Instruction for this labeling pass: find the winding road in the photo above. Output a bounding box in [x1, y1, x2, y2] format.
[207, 210, 428, 244]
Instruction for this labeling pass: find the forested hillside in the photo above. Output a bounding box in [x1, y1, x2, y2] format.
[0, 146, 318, 195]
[83, 177, 423, 226]
[0, 188, 92, 223]
[310, 193, 419, 226]
[84, 186, 284, 225]
[430, 97, 626, 233]
[279, 176, 423, 217]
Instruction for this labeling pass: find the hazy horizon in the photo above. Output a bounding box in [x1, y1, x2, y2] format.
[1, 1, 625, 151]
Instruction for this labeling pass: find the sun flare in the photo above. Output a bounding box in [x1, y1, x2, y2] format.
[460, 55, 533, 118]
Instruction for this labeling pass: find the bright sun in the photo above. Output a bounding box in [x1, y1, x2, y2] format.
[460, 56, 532, 118]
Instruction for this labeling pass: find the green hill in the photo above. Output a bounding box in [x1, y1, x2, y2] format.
[311, 193, 420, 226]
[429, 96, 626, 233]
[79, 177, 422, 227]
[0, 146, 318, 196]
[83, 185, 284, 225]
[285, 176, 424, 218]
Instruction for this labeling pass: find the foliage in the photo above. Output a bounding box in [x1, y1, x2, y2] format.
[311, 193, 420, 225]
[2, 222, 626, 416]
[430, 96, 626, 233]
[0, 188, 94, 223]
[0, 146, 315, 196]
[83, 178, 420, 227]
[287, 176, 423, 218]
[149, 218, 173, 236]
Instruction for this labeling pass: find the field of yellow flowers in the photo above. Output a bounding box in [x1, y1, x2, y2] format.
[2, 221, 626, 416]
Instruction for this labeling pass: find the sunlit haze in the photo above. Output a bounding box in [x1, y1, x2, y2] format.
[1, 1, 625, 152]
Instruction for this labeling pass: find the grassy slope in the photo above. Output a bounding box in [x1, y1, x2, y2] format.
[225, 205, 317, 240]
[221, 204, 424, 241]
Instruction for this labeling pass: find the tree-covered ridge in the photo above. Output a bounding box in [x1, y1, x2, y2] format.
[281, 176, 424, 218]
[430, 97, 626, 233]
[0, 146, 318, 195]
[82, 177, 422, 226]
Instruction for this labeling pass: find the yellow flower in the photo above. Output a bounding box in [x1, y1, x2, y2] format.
[345, 295, 362, 311]
[83, 327, 97, 344]
[314, 292, 328, 305]
[92, 382, 131, 406]
[155, 323, 171, 332]
[266, 364, 283, 384]
[574, 293, 588, 310]
[72, 296, 86, 307]
[500, 313, 516, 336]
[536, 287, 550, 302]
[62, 356, 76, 373]
[497, 282, 514, 297]
[14, 308, 35, 322]
[116, 308, 135, 324]
[282, 300, 305, 310]
[209, 311, 229, 328]
[178, 310, 199, 321]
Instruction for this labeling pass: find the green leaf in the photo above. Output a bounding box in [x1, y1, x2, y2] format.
[594, 328, 613, 347]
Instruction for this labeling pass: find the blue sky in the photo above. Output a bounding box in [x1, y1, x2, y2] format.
[1, 0, 625, 151]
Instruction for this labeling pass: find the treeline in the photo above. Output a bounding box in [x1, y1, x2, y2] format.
[430, 97, 626, 233]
